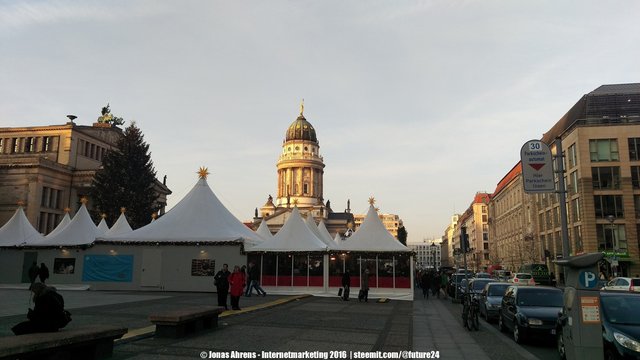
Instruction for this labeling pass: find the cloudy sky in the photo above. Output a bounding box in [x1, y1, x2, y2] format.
[2, 1, 639, 242]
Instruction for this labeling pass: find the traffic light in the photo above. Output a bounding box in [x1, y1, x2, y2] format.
[461, 226, 469, 253]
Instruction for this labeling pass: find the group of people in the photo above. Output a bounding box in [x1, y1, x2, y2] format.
[28, 262, 50, 284]
[418, 270, 448, 299]
[213, 262, 267, 311]
[340, 267, 370, 302]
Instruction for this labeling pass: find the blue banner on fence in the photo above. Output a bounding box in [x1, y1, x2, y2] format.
[82, 255, 133, 282]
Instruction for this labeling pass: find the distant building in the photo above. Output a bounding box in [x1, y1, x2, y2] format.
[408, 238, 441, 270]
[441, 214, 459, 267]
[0, 118, 171, 234]
[453, 193, 490, 272]
[254, 103, 354, 236]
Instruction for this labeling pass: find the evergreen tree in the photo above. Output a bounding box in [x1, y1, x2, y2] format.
[90, 121, 159, 229]
[396, 225, 408, 246]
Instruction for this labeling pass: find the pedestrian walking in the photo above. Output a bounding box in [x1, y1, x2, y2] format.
[228, 265, 246, 310]
[432, 272, 441, 298]
[341, 270, 351, 301]
[38, 263, 49, 284]
[28, 262, 39, 285]
[360, 267, 370, 302]
[214, 264, 231, 310]
[440, 271, 448, 299]
[420, 271, 431, 299]
[246, 262, 267, 297]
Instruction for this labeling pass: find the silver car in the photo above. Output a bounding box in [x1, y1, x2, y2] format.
[479, 282, 510, 322]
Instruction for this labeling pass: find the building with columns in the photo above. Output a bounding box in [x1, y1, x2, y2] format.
[255, 104, 354, 236]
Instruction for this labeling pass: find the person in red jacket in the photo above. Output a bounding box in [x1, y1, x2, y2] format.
[228, 265, 246, 310]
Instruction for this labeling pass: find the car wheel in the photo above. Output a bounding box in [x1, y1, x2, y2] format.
[557, 332, 566, 360]
[498, 314, 506, 332]
[513, 324, 523, 344]
[604, 349, 617, 360]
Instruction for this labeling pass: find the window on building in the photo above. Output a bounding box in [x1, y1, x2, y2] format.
[592, 166, 620, 189]
[568, 143, 577, 168]
[11, 138, 20, 153]
[572, 198, 581, 222]
[573, 226, 583, 253]
[24, 137, 34, 152]
[632, 166, 640, 189]
[594, 195, 624, 218]
[42, 136, 51, 152]
[0, 138, 3, 153]
[629, 138, 640, 161]
[635, 195, 640, 219]
[596, 223, 627, 252]
[589, 139, 619, 162]
[303, 183, 308, 194]
[570, 171, 578, 194]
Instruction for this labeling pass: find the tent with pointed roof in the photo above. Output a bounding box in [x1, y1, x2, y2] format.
[251, 207, 328, 252]
[0, 206, 46, 247]
[30, 204, 99, 247]
[317, 220, 334, 245]
[96, 218, 109, 237]
[255, 219, 273, 240]
[97, 176, 262, 246]
[337, 205, 410, 252]
[46, 212, 71, 238]
[102, 212, 133, 237]
[304, 214, 335, 249]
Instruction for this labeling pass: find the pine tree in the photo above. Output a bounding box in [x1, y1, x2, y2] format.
[90, 121, 159, 229]
[397, 225, 408, 246]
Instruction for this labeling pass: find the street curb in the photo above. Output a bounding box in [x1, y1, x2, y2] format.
[115, 294, 311, 344]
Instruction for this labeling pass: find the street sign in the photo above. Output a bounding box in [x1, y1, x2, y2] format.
[521, 140, 555, 193]
[578, 270, 598, 289]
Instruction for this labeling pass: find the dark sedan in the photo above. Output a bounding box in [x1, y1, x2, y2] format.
[498, 285, 563, 343]
[479, 282, 510, 322]
[601, 292, 640, 359]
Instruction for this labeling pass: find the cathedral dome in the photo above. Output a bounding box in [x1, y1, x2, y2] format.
[285, 115, 317, 142]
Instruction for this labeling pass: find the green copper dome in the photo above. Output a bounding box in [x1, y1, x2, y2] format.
[285, 115, 317, 142]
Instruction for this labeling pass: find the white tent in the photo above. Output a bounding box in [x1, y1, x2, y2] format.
[46, 212, 71, 238]
[98, 177, 262, 246]
[317, 220, 334, 245]
[96, 218, 109, 236]
[255, 219, 273, 240]
[304, 215, 335, 249]
[31, 204, 99, 247]
[0, 206, 46, 246]
[332, 232, 342, 246]
[102, 212, 133, 237]
[337, 205, 410, 252]
[251, 207, 328, 252]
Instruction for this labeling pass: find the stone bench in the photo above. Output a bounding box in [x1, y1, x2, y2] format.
[149, 306, 225, 338]
[0, 325, 127, 360]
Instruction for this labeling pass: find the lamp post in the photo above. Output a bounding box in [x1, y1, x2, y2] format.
[606, 215, 618, 277]
[430, 243, 438, 270]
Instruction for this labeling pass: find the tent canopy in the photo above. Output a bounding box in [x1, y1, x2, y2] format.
[0, 207, 45, 247]
[337, 205, 410, 252]
[251, 207, 328, 252]
[32, 204, 98, 247]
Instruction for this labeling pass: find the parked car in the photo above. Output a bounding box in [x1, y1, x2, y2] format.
[519, 263, 552, 285]
[479, 282, 510, 322]
[468, 278, 495, 297]
[602, 277, 640, 292]
[494, 270, 511, 281]
[498, 285, 563, 343]
[557, 291, 640, 360]
[475, 272, 492, 279]
[510, 273, 536, 286]
[448, 273, 468, 298]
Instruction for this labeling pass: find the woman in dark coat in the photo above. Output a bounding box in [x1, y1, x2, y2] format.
[38, 263, 49, 284]
[12, 283, 70, 335]
[214, 264, 231, 310]
[228, 265, 246, 310]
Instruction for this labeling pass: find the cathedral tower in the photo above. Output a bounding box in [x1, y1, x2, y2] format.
[275, 101, 325, 208]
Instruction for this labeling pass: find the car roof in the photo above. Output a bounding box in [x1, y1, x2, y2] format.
[600, 290, 640, 297]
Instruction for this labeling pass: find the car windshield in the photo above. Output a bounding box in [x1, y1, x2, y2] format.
[517, 290, 563, 307]
[472, 280, 491, 291]
[488, 284, 510, 296]
[602, 295, 640, 325]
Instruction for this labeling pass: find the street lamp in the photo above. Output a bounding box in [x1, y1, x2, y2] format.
[606, 215, 618, 277]
[430, 243, 438, 270]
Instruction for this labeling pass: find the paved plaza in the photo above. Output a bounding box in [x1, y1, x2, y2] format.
[0, 288, 541, 359]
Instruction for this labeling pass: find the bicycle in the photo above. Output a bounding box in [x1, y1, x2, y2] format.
[462, 293, 479, 331]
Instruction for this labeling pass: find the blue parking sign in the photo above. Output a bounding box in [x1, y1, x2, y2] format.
[578, 271, 598, 289]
